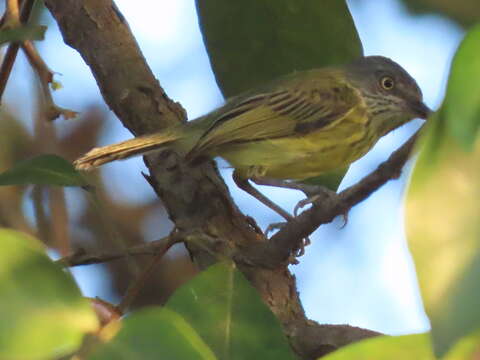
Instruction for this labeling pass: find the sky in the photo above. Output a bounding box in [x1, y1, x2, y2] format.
[5, 0, 466, 336]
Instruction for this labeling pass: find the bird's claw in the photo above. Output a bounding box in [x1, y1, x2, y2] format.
[265, 221, 287, 237]
[264, 220, 311, 260]
[339, 212, 349, 228]
[293, 194, 322, 216]
[293, 184, 337, 216]
[294, 236, 311, 258]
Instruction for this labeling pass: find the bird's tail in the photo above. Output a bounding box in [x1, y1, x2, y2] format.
[73, 131, 181, 170]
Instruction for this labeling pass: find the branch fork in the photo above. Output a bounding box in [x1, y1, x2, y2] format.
[0, 0, 76, 120]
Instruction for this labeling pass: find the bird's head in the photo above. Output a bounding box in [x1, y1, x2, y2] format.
[346, 56, 432, 130]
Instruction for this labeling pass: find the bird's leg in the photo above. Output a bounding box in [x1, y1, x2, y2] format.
[253, 178, 350, 227]
[232, 170, 293, 221]
[250, 177, 336, 216]
[233, 172, 314, 257]
[250, 177, 349, 255]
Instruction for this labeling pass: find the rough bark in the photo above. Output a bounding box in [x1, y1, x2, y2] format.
[44, 1, 380, 358]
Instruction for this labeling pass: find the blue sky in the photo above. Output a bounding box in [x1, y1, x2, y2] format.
[5, 0, 466, 336]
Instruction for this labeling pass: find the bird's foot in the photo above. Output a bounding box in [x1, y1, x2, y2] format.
[291, 184, 337, 216]
[294, 193, 322, 216]
[293, 184, 352, 227]
[264, 221, 311, 261]
[265, 221, 287, 237]
[251, 177, 337, 216]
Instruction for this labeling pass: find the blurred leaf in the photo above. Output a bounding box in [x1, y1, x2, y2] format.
[406, 25, 480, 356]
[166, 262, 296, 360]
[196, 0, 363, 97]
[0, 154, 87, 187]
[0, 25, 46, 45]
[322, 334, 434, 360]
[0, 110, 35, 172]
[440, 23, 480, 150]
[407, 127, 480, 356]
[321, 332, 480, 360]
[401, 0, 480, 27]
[88, 307, 216, 360]
[411, 113, 445, 176]
[430, 252, 480, 357]
[0, 228, 98, 359]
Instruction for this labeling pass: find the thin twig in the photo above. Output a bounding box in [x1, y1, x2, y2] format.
[0, 0, 36, 103]
[49, 188, 71, 256]
[83, 187, 140, 276]
[22, 40, 78, 121]
[56, 236, 175, 267]
[21, 40, 53, 82]
[32, 185, 51, 245]
[4, 0, 21, 26]
[116, 233, 181, 313]
[0, 0, 23, 27]
[0, 45, 21, 101]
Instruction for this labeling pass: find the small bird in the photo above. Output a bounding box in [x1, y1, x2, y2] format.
[74, 56, 431, 219]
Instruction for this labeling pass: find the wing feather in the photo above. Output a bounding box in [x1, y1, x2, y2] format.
[188, 71, 363, 157]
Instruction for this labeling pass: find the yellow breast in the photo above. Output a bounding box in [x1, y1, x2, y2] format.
[220, 111, 376, 181]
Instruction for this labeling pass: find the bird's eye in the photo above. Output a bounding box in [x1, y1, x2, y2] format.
[380, 76, 395, 90]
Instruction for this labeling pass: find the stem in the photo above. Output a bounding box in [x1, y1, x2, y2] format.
[0, 0, 36, 103]
[4, 0, 21, 26]
[116, 234, 179, 313]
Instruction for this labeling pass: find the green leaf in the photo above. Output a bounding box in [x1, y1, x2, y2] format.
[430, 252, 480, 357]
[322, 334, 434, 360]
[321, 332, 480, 360]
[411, 113, 445, 176]
[0, 25, 46, 45]
[406, 130, 480, 356]
[196, 0, 363, 97]
[406, 24, 480, 357]
[0, 154, 88, 187]
[440, 23, 480, 150]
[0, 228, 98, 359]
[165, 262, 296, 360]
[88, 307, 216, 360]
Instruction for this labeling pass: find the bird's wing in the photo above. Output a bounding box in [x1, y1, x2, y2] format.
[189, 74, 363, 157]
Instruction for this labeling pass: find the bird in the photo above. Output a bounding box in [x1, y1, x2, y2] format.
[74, 56, 431, 220]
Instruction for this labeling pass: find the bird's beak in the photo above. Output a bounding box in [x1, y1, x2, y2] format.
[410, 100, 432, 120]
